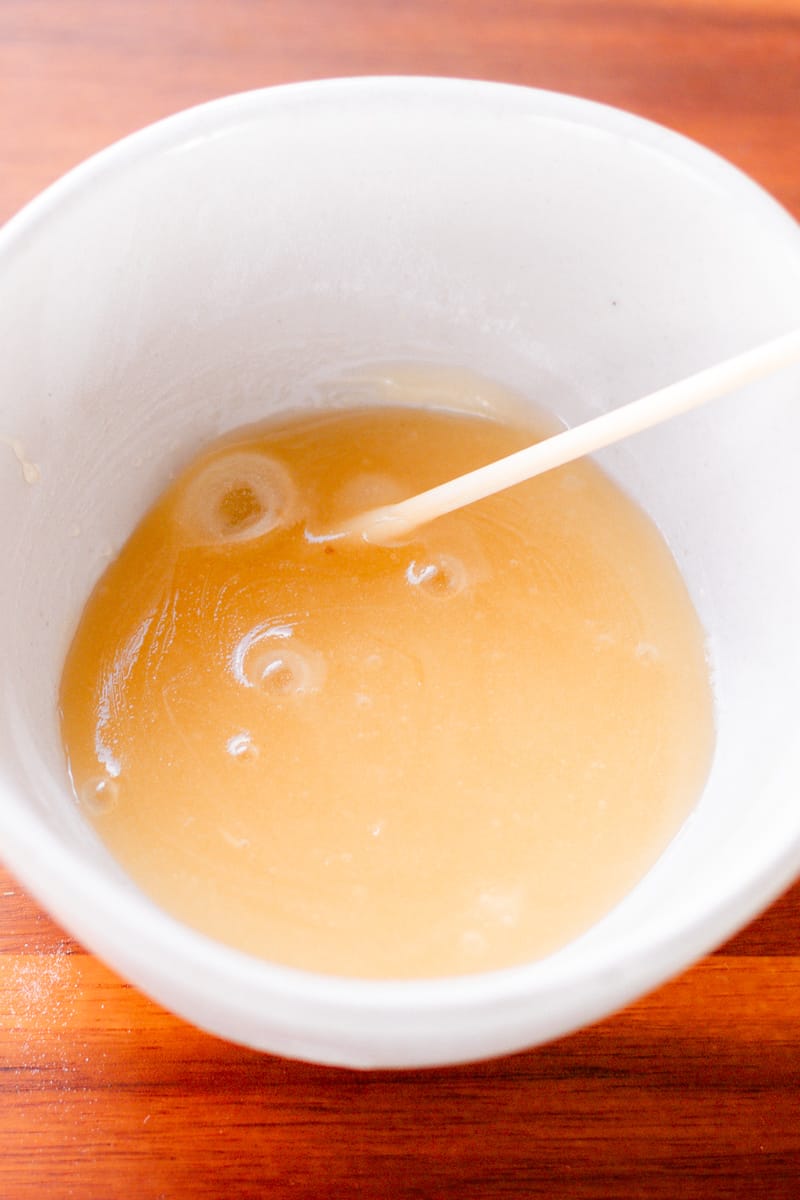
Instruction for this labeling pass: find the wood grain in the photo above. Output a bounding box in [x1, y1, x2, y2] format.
[1, 1, 799, 1197]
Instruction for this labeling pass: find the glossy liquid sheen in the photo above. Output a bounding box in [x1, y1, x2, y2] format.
[60, 378, 714, 978]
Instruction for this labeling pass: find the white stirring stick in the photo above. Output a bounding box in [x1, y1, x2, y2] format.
[345, 327, 800, 543]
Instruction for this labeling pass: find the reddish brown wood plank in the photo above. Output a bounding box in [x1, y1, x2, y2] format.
[1, 951, 799, 1198]
[0, 0, 799, 224]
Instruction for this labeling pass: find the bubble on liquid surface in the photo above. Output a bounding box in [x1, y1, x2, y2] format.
[80, 775, 119, 816]
[226, 731, 259, 760]
[177, 450, 296, 545]
[241, 638, 326, 699]
[406, 554, 469, 598]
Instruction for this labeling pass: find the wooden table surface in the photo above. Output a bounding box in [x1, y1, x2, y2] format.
[1, 2, 799, 1196]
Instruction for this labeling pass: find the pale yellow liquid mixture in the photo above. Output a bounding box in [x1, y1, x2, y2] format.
[60, 374, 714, 978]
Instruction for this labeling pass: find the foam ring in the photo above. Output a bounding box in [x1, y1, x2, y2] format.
[177, 450, 296, 545]
[244, 643, 326, 698]
[406, 554, 470, 598]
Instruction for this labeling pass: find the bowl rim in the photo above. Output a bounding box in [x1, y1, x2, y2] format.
[1, 75, 799, 1054]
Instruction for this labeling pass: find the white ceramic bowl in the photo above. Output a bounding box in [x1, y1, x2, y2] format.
[1, 78, 799, 1068]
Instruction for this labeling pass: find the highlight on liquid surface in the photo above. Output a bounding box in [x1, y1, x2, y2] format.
[59, 368, 715, 979]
